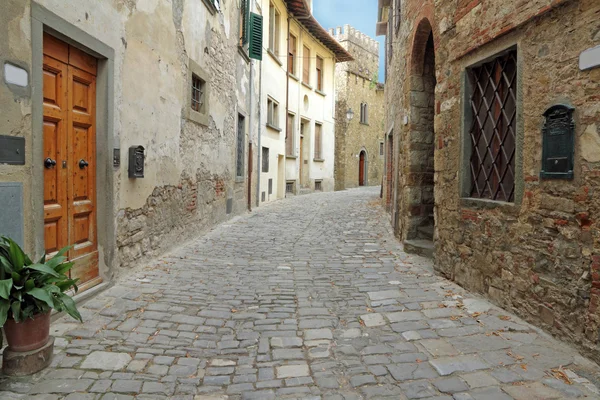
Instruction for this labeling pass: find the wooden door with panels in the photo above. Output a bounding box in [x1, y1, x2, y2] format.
[43, 33, 100, 290]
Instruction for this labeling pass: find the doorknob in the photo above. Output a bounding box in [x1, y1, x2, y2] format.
[79, 159, 89, 169]
[44, 157, 57, 169]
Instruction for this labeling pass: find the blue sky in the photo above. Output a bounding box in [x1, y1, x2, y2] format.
[313, 0, 385, 82]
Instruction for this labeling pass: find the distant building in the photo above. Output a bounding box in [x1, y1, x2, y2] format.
[331, 26, 385, 191]
[257, 0, 352, 202]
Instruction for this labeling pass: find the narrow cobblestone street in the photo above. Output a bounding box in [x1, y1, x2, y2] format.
[2, 187, 600, 400]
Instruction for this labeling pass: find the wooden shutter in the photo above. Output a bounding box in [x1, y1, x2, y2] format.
[316, 56, 323, 91]
[288, 35, 296, 74]
[303, 46, 310, 84]
[249, 13, 263, 60]
[314, 124, 322, 159]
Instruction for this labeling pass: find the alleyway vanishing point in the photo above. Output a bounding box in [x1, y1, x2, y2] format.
[2, 187, 600, 400]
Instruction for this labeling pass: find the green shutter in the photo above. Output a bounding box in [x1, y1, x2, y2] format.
[248, 13, 263, 60]
[241, 0, 250, 45]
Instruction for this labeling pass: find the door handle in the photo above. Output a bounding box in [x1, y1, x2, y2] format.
[79, 159, 89, 169]
[44, 157, 57, 169]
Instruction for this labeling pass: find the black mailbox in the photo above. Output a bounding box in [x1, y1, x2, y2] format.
[128, 146, 145, 178]
[541, 104, 575, 180]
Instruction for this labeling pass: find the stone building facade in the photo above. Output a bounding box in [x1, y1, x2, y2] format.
[331, 26, 385, 191]
[0, 0, 260, 290]
[378, 0, 600, 361]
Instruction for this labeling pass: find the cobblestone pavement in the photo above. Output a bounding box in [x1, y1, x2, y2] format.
[2, 187, 600, 400]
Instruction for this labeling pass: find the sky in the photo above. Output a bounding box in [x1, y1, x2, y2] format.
[313, 0, 385, 82]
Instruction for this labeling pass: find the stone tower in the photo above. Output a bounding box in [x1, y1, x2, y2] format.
[330, 25, 385, 191]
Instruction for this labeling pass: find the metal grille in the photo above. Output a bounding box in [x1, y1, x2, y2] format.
[191, 74, 204, 112]
[262, 147, 269, 173]
[468, 50, 517, 202]
[236, 114, 245, 177]
[315, 180, 322, 191]
[286, 181, 294, 194]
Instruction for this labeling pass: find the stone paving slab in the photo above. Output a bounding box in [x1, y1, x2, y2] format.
[1, 187, 600, 399]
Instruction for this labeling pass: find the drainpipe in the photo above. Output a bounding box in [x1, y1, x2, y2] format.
[285, 13, 291, 196]
[256, 41, 264, 207]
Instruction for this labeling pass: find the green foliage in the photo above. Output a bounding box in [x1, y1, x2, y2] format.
[369, 71, 380, 90]
[0, 237, 82, 327]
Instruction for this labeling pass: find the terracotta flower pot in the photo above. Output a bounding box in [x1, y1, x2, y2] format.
[3, 312, 51, 352]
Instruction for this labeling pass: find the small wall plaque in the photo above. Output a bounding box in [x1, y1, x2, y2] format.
[541, 104, 575, 180]
[0, 136, 25, 165]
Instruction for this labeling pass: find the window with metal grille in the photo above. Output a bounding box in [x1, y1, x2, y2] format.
[288, 34, 297, 75]
[379, 141, 384, 156]
[467, 50, 517, 202]
[239, 0, 249, 46]
[286, 181, 295, 193]
[268, 178, 273, 195]
[262, 146, 269, 172]
[314, 123, 322, 160]
[267, 98, 279, 129]
[191, 74, 205, 113]
[303, 45, 310, 84]
[236, 114, 245, 178]
[316, 56, 324, 91]
[268, 3, 280, 54]
[315, 180, 322, 191]
[286, 113, 295, 156]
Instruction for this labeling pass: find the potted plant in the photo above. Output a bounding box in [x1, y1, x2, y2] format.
[0, 237, 82, 352]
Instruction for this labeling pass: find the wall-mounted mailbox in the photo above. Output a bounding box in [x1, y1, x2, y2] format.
[541, 104, 575, 180]
[128, 145, 145, 178]
[0, 136, 25, 165]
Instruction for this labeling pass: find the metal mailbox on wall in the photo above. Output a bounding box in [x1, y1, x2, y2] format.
[128, 145, 145, 178]
[541, 104, 575, 180]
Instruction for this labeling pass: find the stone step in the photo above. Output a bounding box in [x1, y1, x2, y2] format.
[417, 224, 434, 239]
[404, 239, 434, 258]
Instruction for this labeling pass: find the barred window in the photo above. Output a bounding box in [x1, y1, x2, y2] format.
[262, 147, 269, 173]
[467, 50, 517, 202]
[191, 74, 205, 113]
[236, 114, 245, 178]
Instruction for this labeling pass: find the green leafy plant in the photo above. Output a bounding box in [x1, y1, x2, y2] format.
[0, 237, 82, 326]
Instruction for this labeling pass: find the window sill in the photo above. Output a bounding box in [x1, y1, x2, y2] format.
[460, 197, 516, 211]
[235, 176, 245, 183]
[187, 109, 210, 127]
[201, 0, 218, 14]
[301, 81, 313, 90]
[286, 155, 297, 159]
[268, 49, 282, 66]
[315, 89, 326, 97]
[313, 158, 325, 162]
[266, 123, 282, 132]
[238, 46, 250, 63]
[360, 122, 369, 126]
[289, 73, 299, 81]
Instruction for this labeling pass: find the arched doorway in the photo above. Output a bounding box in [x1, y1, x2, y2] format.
[406, 19, 436, 243]
[359, 150, 367, 186]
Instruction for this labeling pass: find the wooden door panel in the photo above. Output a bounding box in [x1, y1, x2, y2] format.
[67, 65, 97, 266]
[42, 55, 68, 257]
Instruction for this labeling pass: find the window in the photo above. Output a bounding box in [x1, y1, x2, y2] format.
[268, 3, 280, 54]
[288, 34, 297, 75]
[191, 74, 205, 113]
[286, 113, 295, 156]
[236, 114, 245, 178]
[314, 123, 323, 160]
[187, 59, 210, 126]
[467, 50, 517, 202]
[262, 147, 269, 173]
[202, 0, 220, 14]
[315, 180, 322, 191]
[360, 103, 368, 124]
[286, 181, 295, 194]
[267, 98, 279, 129]
[379, 141, 384, 157]
[303, 45, 311, 84]
[316, 56, 324, 91]
[239, 0, 249, 46]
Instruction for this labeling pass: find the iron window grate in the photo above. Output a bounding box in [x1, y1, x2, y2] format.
[191, 74, 204, 112]
[468, 50, 517, 202]
[286, 181, 294, 194]
[315, 180, 322, 191]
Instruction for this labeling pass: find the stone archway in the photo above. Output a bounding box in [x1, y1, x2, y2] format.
[405, 19, 436, 243]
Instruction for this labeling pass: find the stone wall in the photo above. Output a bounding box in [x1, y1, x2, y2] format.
[332, 25, 385, 191]
[383, 0, 600, 362]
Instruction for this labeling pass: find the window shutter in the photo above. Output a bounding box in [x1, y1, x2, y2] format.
[249, 13, 263, 60]
[241, 0, 250, 45]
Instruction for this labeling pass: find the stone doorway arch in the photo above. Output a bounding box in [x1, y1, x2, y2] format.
[359, 149, 367, 186]
[405, 19, 436, 243]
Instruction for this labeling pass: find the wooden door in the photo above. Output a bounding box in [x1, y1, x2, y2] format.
[43, 33, 100, 289]
[359, 151, 366, 186]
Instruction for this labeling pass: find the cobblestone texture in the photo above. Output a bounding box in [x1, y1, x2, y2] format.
[1, 187, 600, 399]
